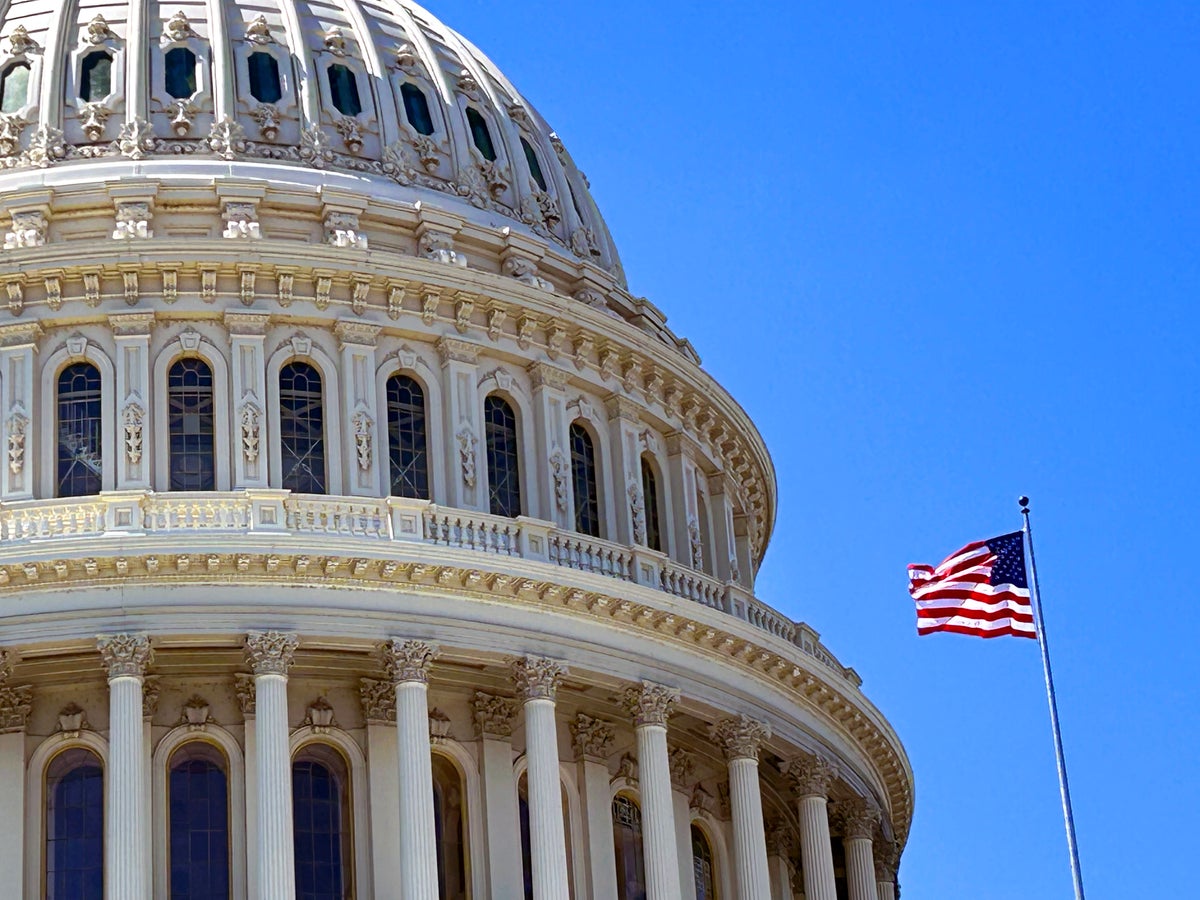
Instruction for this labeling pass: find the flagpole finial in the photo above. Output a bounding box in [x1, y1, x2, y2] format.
[1019, 495, 1031, 513]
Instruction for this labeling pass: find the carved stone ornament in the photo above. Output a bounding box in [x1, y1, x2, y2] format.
[428, 707, 452, 743]
[27, 124, 65, 167]
[222, 201, 262, 239]
[615, 753, 638, 783]
[4, 209, 47, 249]
[208, 117, 247, 161]
[325, 211, 367, 249]
[394, 42, 422, 74]
[359, 677, 396, 724]
[688, 516, 704, 571]
[112, 200, 153, 240]
[689, 783, 717, 816]
[181, 695, 211, 731]
[244, 631, 299, 676]
[5, 406, 26, 474]
[163, 10, 196, 43]
[6, 25, 39, 56]
[234, 673, 256, 716]
[162, 97, 199, 136]
[334, 115, 364, 154]
[352, 410, 373, 470]
[56, 702, 90, 737]
[86, 14, 115, 45]
[0, 112, 25, 157]
[239, 400, 261, 463]
[122, 401, 145, 465]
[668, 747, 696, 788]
[456, 425, 477, 488]
[549, 449, 569, 512]
[472, 691, 516, 740]
[570, 713, 614, 761]
[622, 681, 680, 728]
[379, 638, 439, 684]
[324, 25, 349, 55]
[835, 797, 881, 841]
[874, 838, 900, 882]
[710, 715, 771, 762]
[0, 684, 31, 732]
[245, 15, 274, 44]
[250, 103, 281, 141]
[142, 676, 160, 717]
[510, 655, 567, 702]
[97, 633, 154, 678]
[420, 230, 466, 267]
[117, 118, 155, 160]
[628, 479, 647, 546]
[785, 753, 837, 799]
[502, 255, 554, 293]
[0, 647, 14, 682]
[303, 697, 337, 732]
[766, 819, 799, 858]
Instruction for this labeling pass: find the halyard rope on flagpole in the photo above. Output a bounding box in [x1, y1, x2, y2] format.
[1019, 496, 1086, 900]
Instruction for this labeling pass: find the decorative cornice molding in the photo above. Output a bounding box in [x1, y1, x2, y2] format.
[710, 715, 771, 762]
[379, 638, 439, 684]
[244, 631, 299, 676]
[472, 691, 516, 740]
[622, 681, 680, 728]
[97, 633, 153, 678]
[510, 654, 567, 702]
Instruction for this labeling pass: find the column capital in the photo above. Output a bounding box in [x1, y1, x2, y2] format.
[785, 752, 838, 799]
[667, 746, 695, 789]
[359, 677, 396, 724]
[510, 655, 567, 701]
[766, 818, 799, 858]
[834, 797, 881, 841]
[873, 837, 900, 881]
[709, 714, 771, 761]
[0, 683, 31, 732]
[97, 633, 154, 678]
[0, 646, 17, 682]
[379, 639, 439, 684]
[569, 713, 614, 762]
[622, 681, 680, 727]
[472, 691, 517, 739]
[244, 631, 299, 676]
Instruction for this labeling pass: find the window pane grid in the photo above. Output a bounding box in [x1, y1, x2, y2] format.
[612, 796, 646, 900]
[570, 423, 600, 538]
[57, 363, 103, 497]
[46, 750, 104, 900]
[168, 754, 230, 900]
[641, 459, 662, 552]
[387, 374, 429, 499]
[168, 359, 216, 491]
[280, 362, 327, 494]
[485, 396, 521, 518]
[293, 758, 347, 900]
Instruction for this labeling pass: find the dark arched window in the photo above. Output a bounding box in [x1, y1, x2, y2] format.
[386, 373, 429, 499]
[640, 457, 662, 552]
[433, 755, 468, 900]
[466, 107, 496, 161]
[484, 395, 521, 517]
[168, 743, 230, 900]
[401, 82, 434, 136]
[57, 362, 103, 497]
[0, 61, 29, 113]
[293, 744, 351, 900]
[45, 747, 104, 900]
[692, 824, 717, 899]
[694, 487, 713, 574]
[522, 137, 547, 191]
[612, 795, 646, 900]
[80, 51, 112, 102]
[327, 64, 361, 116]
[279, 361, 327, 494]
[248, 52, 282, 104]
[569, 422, 600, 537]
[164, 47, 197, 99]
[168, 358, 216, 491]
[518, 773, 575, 900]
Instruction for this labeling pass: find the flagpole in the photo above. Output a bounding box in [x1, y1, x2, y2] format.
[1019, 496, 1086, 900]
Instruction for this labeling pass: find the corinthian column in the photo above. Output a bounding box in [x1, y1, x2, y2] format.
[381, 639, 440, 900]
[622, 682, 683, 900]
[512, 655, 571, 900]
[245, 631, 299, 900]
[98, 634, 153, 900]
[874, 838, 899, 900]
[836, 799, 880, 900]
[787, 754, 838, 900]
[710, 715, 772, 900]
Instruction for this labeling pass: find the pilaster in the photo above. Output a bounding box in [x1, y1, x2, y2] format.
[571, 713, 619, 900]
[359, 677, 402, 898]
[334, 320, 382, 496]
[605, 394, 644, 546]
[0, 649, 28, 900]
[438, 337, 483, 510]
[473, 691, 524, 900]
[225, 312, 269, 489]
[665, 431, 701, 569]
[528, 362, 573, 527]
[0, 322, 41, 499]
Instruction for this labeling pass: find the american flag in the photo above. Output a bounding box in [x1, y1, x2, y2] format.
[907, 531, 1037, 639]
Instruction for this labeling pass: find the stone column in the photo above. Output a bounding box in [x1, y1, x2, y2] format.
[381, 639, 440, 900]
[787, 754, 838, 900]
[234, 674, 260, 900]
[473, 692, 524, 900]
[334, 320, 382, 497]
[438, 337, 483, 510]
[226, 312, 270, 489]
[244, 631, 300, 900]
[571, 714, 619, 900]
[0, 648, 30, 899]
[874, 838, 899, 900]
[111, 312, 155, 490]
[512, 655, 571, 900]
[836, 799, 880, 900]
[669, 747, 698, 900]
[98, 634, 153, 900]
[359, 678, 402, 898]
[710, 715, 772, 900]
[623, 682, 683, 900]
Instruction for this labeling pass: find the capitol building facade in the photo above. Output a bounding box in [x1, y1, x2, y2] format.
[0, 1, 912, 899]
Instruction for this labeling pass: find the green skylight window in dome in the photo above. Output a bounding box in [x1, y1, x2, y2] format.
[466, 107, 496, 161]
[248, 52, 282, 104]
[327, 64, 361, 117]
[401, 82, 434, 136]
[0, 61, 29, 113]
[79, 51, 111, 102]
[164, 47, 196, 99]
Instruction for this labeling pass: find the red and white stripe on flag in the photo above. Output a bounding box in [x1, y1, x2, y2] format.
[907, 534, 1037, 639]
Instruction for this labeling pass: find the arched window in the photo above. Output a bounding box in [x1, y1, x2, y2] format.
[484, 395, 521, 517]
[401, 82, 434, 136]
[248, 52, 282, 104]
[0, 61, 30, 113]
[80, 51, 112, 102]
[327, 64, 361, 116]
[56, 362, 103, 497]
[168, 358, 216, 491]
[279, 361, 327, 494]
[466, 107, 496, 161]
[164, 47, 197, 99]
[168, 743, 230, 900]
[386, 373, 429, 499]
[292, 744, 352, 900]
[692, 824, 717, 900]
[569, 422, 600, 538]
[522, 137, 547, 192]
[45, 747, 104, 899]
[612, 795, 646, 900]
[518, 772, 575, 900]
[640, 457, 662, 552]
[433, 755, 468, 900]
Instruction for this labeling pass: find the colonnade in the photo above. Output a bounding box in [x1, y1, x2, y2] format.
[80, 632, 899, 900]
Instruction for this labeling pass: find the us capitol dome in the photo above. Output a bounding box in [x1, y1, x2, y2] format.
[0, 1, 913, 899]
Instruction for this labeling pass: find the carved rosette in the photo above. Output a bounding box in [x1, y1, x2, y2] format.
[835, 797, 881, 841]
[97, 633, 154, 678]
[359, 677, 396, 724]
[472, 691, 516, 739]
[233, 673, 256, 716]
[786, 753, 837, 799]
[510, 655, 567, 702]
[379, 639, 439, 685]
[244, 631, 299, 676]
[622, 681, 680, 728]
[710, 714, 771, 762]
[570, 713, 614, 762]
[0, 684, 31, 732]
[668, 746, 695, 789]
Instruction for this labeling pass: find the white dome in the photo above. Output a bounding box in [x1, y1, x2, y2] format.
[0, 0, 624, 281]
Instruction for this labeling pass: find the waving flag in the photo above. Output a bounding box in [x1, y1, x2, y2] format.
[907, 531, 1036, 639]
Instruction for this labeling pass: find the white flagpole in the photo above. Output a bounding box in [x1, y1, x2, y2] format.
[1019, 496, 1086, 900]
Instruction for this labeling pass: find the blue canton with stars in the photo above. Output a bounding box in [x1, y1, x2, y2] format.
[986, 532, 1029, 589]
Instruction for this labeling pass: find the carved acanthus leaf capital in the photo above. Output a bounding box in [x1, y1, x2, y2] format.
[785, 753, 838, 799]
[709, 715, 771, 761]
[874, 837, 900, 881]
[97, 633, 154, 678]
[834, 797, 881, 840]
[570, 713, 614, 761]
[379, 639, 439, 684]
[0, 683, 31, 732]
[766, 818, 799, 857]
[668, 746, 695, 789]
[0, 646, 16, 682]
[472, 691, 517, 739]
[142, 675, 160, 718]
[359, 677, 396, 724]
[510, 655, 567, 702]
[234, 673, 256, 716]
[244, 631, 299, 676]
[622, 681, 680, 728]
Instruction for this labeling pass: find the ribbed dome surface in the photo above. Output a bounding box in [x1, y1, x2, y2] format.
[0, 0, 623, 282]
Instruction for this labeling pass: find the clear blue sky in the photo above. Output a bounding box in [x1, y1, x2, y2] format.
[429, 2, 1197, 896]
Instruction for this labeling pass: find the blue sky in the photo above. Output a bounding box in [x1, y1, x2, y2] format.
[429, 2, 1197, 896]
